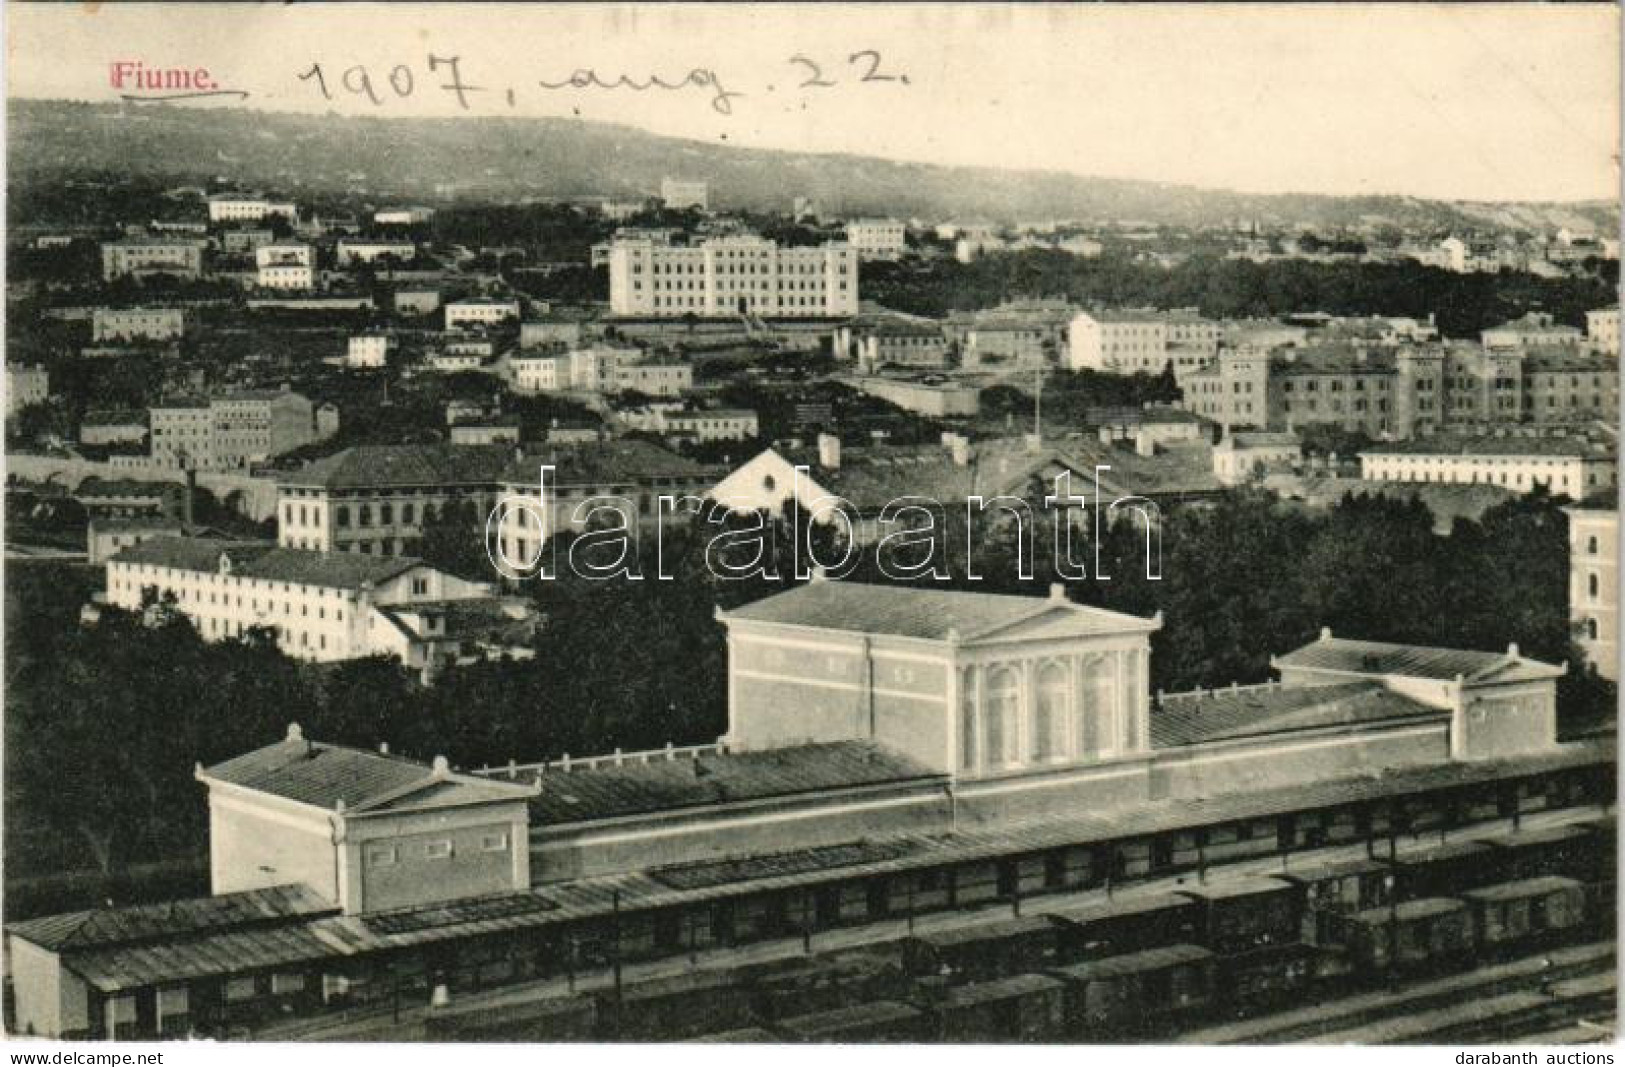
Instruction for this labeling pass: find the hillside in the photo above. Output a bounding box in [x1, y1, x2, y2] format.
[7, 98, 1618, 234]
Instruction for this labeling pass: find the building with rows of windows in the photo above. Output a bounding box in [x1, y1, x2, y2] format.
[90, 307, 186, 342]
[149, 387, 338, 472]
[1358, 435, 1617, 497]
[100, 537, 508, 665]
[1566, 505, 1617, 681]
[607, 236, 858, 318]
[100, 238, 205, 280]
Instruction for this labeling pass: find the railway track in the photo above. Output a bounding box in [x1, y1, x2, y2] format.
[1177, 940, 1615, 1044]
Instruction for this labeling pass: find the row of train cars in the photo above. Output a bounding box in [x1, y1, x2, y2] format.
[427, 817, 1615, 1043]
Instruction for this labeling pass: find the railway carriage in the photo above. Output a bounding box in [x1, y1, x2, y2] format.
[1461, 875, 1588, 952]
[933, 973, 1068, 1042]
[1047, 944, 1215, 1038]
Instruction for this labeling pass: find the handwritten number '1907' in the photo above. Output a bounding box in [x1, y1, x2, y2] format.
[789, 51, 907, 89]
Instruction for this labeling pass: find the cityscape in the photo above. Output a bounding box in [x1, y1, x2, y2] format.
[1, 2, 1619, 1050]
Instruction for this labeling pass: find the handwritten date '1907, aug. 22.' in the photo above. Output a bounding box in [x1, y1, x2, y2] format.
[295, 51, 908, 116]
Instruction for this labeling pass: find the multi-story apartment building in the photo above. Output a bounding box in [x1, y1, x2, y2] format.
[612, 361, 693, 398]
[607, 237, 858, 318]
[1360, 435, 1617, 498]
[101, 238, 205, 280]
[255, 243, 314, 270]
[947, 300, 1078, 372]
[335, 239, 417, 266]
[1586, 306, 1620, 355]
[1067, 309, 1220, 374]
[1185, 342, 1619, 437]
[509, 345, 691, 398]
[1566, 505, 1617, 680]
[1482, 312, 1585, 351]
[6, 364, 49, 416]
[347, 334, 390, 368]
[445, 299, 521, 331]
[509, 352, 572, 394]
[103, 536, 503, 666]
[275, 445, 516, 555]
[659, 178, 708, 211]
[256, 264, 315, 290]
[207, 196, 298, 224]
[91, 307, 185, 342]
[844, 218, 908, 261]
[219, 229, 275, 255]
[490, 441, 716, 574]
[618, 406, 760, 443]
[151, 388, 337, 471]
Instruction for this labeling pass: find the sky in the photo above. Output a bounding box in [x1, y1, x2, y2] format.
[5, 2, 1620, 203]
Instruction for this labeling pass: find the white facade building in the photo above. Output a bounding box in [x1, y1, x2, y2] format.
[346, 335, 390, 369]
[207, 197, 297, 224]
[445, 300, 521, 331]
[6, 364, 49, 416]
[256, 264, 315, 290]
[1360, 439, 1618, 498]
[608, 237, 858, 319]
[91, 308, 185, 343]
[104, 537, 500, 667]
[1586, 307, 1620, 356]
[1067, 309, 1220, 374]
[845, 219, 907, 261]
[335, 239, 417, 266]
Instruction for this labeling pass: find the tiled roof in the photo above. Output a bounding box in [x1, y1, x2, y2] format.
[6, 884, 332, 953]
[88, 516, 185, 535]
[82, 408, 147, 427]
[1270, 345, 1398, 375]
[723, 579, 1155, 642]
[1272, 634, 1563, 683]
[276, 444, 516, 489]
[202, 728, 532, 812]
[496, 439, 716, 486]
[522, 740, 942, 825]
[74, 479, 178, 499]
[1151, 681, 1445, 749]
[1362, 435, 1610, 458]
[775, 439, 1121, 511]
[108, 537, 427, 591]
[1088, 406, 1204, 427]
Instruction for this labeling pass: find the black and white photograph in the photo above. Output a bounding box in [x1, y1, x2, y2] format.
[0, 1, 1619, 1052]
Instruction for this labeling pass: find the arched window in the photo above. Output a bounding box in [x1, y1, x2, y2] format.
[1078, 659, 1117, 759]
[1588, 536, 1599, 555]
[1586, 618, 1600, 640]
[1034, 662, 1070, 763]
[985, 667, 1020, 769]
[1589, 573, 1600, 600]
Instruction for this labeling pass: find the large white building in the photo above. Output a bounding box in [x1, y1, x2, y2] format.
[1566, 506, 1617, 680]
[346, 335, 390, 369]
[509, 345, 691, 398]
[1360, 436, 1618, 498]
[1067, 309, 1220, 374]
[91, 307, 185, 343]
[1587, 307, 1620, 355]
[207, 196, 297, 224]
[1481, 313, 1585, 351]
[845, 218, 907, 261]
[608, 237, 858, 319]
[103, 537, 507, 669]
[100, 239, 205, 281]
[256, 264, 315, 290]
[445, 299, 521, 331]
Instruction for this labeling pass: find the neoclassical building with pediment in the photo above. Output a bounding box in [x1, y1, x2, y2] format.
[719, 578, 1161, 779]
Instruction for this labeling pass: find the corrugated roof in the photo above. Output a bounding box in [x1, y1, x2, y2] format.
[723, 579, 1154, 643]
[524, 740, 941, 825]
[1273, 634, 1563, 684]
[1362, 435, 1611, 459]
[1049, 943, 1212, 979]
[1460, 875, 1582, 903]
[1151, 682, 1445, 748]
[496, 439, 715, 486]
[6, 885, 332, 953]
[108, 537, 424, 591]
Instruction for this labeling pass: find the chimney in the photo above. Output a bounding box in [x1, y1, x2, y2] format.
[949, 435, 972, 467]
[818, 433, 841, 470]
[378, 741, 389, 755]
[182, 468, 197, 529]
[1135, 429, 1156, 458]
[432, 755, 449, 777]
[1049, 583, 1067, 603]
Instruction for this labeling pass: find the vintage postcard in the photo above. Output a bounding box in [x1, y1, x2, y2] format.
[1, 1, 1618, 1053]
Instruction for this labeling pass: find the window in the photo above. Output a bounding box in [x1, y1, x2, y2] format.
[985, 667, 1020, 769]
[1034, 662, 1070, 763]
[1589, 573, 1600, 600]
[425, 840, 453, 860]
[482, 833, 509, 852]
[412, 577, 429, 596]
[367, 845, 397, 867]
[1588, 536, 1599, 555]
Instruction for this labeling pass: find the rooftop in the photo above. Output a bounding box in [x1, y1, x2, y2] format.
[1361, 435, 1612, 459]
[276, 444, 516, 489]
[1272, 632, 1564, 684]
[1151, 681, 1445, 748]
[518, 740, 942, 824]
[722, 579, 1157, 643]
[6, 884, 332, 954]
[497, 439, 716, 486]
[202, 725, 533, 813]
[109, 536, 427, 591]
